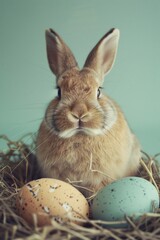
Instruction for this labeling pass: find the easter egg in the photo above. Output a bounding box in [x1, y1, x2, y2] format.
[91, 177, 159, 227]
[16, 178, 89, 226]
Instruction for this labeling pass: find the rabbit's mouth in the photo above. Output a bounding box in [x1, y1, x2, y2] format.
[58, 126, 104, 138]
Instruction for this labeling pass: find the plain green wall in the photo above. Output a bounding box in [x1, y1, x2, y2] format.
[1, 0, 160, 155]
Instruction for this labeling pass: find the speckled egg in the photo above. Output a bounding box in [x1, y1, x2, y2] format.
[91, 177, 159, 225]
[16, 178, 89, 226]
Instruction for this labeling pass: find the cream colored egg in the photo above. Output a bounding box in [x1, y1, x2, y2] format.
[16, 178, 89, 226]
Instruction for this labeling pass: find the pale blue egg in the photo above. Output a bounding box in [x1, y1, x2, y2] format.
[91, 177, 159, 226]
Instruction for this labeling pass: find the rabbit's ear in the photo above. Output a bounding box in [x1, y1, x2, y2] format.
[46, 29, 78, 77]
[84, 28, 120, 82]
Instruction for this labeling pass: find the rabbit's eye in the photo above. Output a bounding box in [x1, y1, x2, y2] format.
[57, 87, 61, 99]
[97, 87, 102, 99]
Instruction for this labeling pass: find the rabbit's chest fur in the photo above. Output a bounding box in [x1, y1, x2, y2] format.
[36, 119, 140, 196]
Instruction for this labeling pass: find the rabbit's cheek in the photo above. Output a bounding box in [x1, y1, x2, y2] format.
[52, 113, 74, 132]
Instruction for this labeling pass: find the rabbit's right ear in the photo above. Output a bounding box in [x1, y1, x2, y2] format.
[46, 29, 78, 77]
[84, 28, 120, 82]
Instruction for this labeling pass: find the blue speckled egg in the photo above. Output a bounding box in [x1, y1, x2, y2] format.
[91, 177, 159, 224]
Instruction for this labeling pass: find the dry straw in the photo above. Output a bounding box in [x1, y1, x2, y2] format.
[0, 134, 160, 240]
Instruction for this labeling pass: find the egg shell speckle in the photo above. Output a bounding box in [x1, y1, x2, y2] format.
[16, 178, 89, 226]
[91, 177, 159, 223]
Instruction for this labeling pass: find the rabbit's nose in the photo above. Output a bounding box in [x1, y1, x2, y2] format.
[70, 103, 89, 122]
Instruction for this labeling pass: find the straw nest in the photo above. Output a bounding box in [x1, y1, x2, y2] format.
[0, 134, 160, 240]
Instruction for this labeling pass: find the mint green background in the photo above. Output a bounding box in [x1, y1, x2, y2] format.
[1, 0, 160, 155]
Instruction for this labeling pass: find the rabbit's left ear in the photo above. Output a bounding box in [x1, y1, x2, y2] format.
[84, 28, 120, 82]
[46, 29, 78, 78]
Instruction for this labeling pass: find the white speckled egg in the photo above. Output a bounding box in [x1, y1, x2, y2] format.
[91, 177, 159, 225]
[16, 178, 89, 226]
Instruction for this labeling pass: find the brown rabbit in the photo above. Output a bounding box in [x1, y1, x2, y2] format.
[36, 28, 141, 197]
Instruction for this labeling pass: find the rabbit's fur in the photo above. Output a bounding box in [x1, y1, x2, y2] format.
[36, 28, 141, 197]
